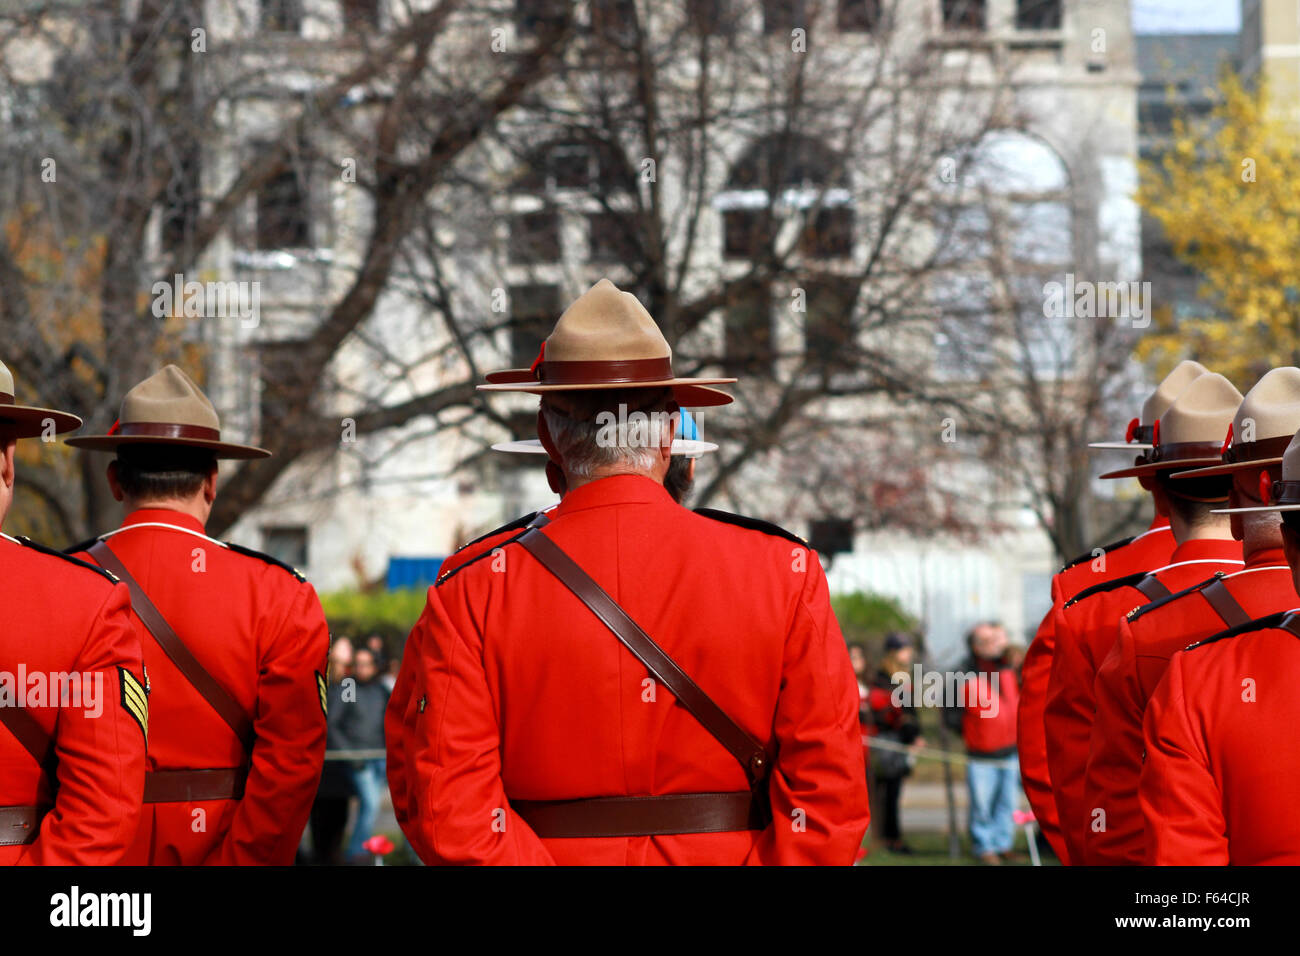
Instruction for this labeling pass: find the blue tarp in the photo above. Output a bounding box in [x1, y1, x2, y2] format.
[386, 556, 445, 590]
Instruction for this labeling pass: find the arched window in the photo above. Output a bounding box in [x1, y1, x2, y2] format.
[932, 131, 1072, 378]
[717, 133, 854, 261]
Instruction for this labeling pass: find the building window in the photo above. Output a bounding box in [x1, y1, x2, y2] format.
[515, 139, 634, 197]
[762, 0, 806, 35]
[941, 0, 985, 31]
[723, 282, 774, 375]
[588, 211, 640, 265]
[722, 209, 773, 260]
[803, 278, 858, 370]
[509, 284, 560, 368]
[261, 0, 303, 33]
[262, 526, 308, 569]
[837, 0, 880, 32]
[342, 0, 381, 29]
[515, 0, 567, 34]
[256, 161, 311, 249]
[590, 0, 637, 42]
[809, 517, 854, 556]
[801, 206, 855, 259]
[508, 210, 561, 264]
[1016, 0, 1062, 31]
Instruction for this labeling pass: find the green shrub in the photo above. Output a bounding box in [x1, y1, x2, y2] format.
[320, 588, 429, 653]
[832, 591, 918, 659]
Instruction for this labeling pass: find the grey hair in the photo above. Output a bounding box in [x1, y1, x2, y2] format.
[541, 387, 675, 479]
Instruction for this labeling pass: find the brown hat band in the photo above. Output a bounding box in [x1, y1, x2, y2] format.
[1269, 480, 1300, 506]
[0, 392, 13, 405]
[1147, 440, 1224, 463]
[1223, 434, 1293, 464]
[537, 357, 675, 386]
[113, 421, 221, 441]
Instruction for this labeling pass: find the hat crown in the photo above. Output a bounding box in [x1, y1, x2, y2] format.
[1234, 366, 1300, 441]
[544, 279, 671, 365]
[1157, 373, 1241, 445]
[1142, 359, 1209, 425]
[1283, 434, 1300, 481]
[119, 365, 220, 431]
[0, 360, 13, 398]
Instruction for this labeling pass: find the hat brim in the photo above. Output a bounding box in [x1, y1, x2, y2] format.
[479, 370, 735, 408]
[64, 434, 271, 459]
[1212, 502, 1300, 514]
[1088, 441, 1155, 450]
[1098, 457, 1225, 480]
[491, 438, 718, 457]
[0, 406, 83, 438]
[1171, 456, 1284, 479]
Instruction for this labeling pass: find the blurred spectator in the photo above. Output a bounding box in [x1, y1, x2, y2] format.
[381, 653, 399, 694]
[337, 646, 391, 863]
[310, 665, 356, 865]
[865, 632, 923, 853]
[329, 635, 355, 681]
[946, 621, 1021, 864]
[365, 634, 387, 669]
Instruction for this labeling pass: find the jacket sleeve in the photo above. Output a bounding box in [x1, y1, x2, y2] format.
[1139, 650, 1228, 865]
[402, 585, 556, 865]
[1043, 603, 1096, 864]
[205, 580, 329, 865]
[1082, 616, 1147, 865]
[1017, 585, 1070, 864]
[745, 557, 870, 866]
[20, 583, 146, 865]
[384, 621, 421, 832]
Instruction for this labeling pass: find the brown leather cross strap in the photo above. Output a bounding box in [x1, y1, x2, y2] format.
[87, 540, 254, 754]
[0, 806, 45, 847]
[512, 791, 767, 839]
[1278, 612, 1300, 638]
[515, 526, 770, 789]
[1133, 575, 1172, 602]
[0, 699, 55, 780]
[1200, 573, 1250, 628]
[144, 768, 246, 804]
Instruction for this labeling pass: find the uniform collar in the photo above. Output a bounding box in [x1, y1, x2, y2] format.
[1244, 545, 1288, 570]
[553, 474, 673, 518]
[122, 507, 207, 535]
[1167, 537, 1242, 564]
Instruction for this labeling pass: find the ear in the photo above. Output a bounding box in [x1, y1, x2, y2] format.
[658, 406, 677, 464]
[686, 459, 696, 482]
[106, 459, 126, 502]
[545, 460, 566, 496]
[536, 405, 561, 464]
[0, 439, 15, 490]
[203, 463, 219, 504]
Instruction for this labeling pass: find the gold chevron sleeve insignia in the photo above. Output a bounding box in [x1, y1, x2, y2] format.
[119, 666, 148, 741]
[316, 671, 328, 717]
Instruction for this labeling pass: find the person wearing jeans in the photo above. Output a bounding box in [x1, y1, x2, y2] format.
[337, 646, 391, 862]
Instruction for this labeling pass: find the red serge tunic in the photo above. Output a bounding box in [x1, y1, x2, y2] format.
[396, 475, 870, 865]
[1044, 536, 1242, 863]
[75, 509, 329, 865]
[1085, 548, 1295, 864]
[1017, 516, 1173, 863]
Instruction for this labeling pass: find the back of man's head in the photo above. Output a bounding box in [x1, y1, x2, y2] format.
[1155, 473, 1232, 533]
[540, 387, 675, 481]
[113, 444, 217, 505]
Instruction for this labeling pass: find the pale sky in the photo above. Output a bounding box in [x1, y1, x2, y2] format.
[1132, 0, 1241, 35]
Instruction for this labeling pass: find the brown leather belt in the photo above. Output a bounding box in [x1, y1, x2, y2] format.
[511, 791, 767, 839]
[144, 767, 247, 804]
[0, 805, 46, 846]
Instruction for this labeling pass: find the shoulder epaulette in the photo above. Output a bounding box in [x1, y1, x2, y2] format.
[1060, 535, 1135, 573]
[435, 528, 531, 587]
[456, 511, 540, 554]
[224, 541, 306, 582]
[1062, 570, 1148, 609]
[65, 536, 99, 556]
[693, 508, 808, 547]
[1125, 573, 1223, 623]
[18, 535, 119, 585]
[1185, 611, 1291, 651]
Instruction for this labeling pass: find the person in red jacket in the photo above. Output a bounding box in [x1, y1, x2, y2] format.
[1085, 367, 1300, 865]
[0, 359, 147, 865]
[65, 365, 329, 865]
[1140, 425, 1300, 865]
[1044, 372, 1243, 864]
[394, 279, 869, 865]
[1018, 359, 1204, 863]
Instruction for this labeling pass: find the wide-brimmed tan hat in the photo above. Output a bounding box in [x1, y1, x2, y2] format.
[478, 279, 735, 408]
[65, 364, 269, 459]
[1099, 373, 1242, 479]
[1215, 428, 1300, 514]
[0, 359, 82, 437]
[1089, 359, 1208, 450]
[1173, 366, 1300, 480]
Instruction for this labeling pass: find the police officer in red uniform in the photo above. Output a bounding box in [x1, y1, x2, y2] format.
[0, 359, 147, 865]
[392, 279, 869, 865]
[1044, 372, 1243, 863]
[1086, 367, 1300, 864]
[1018, 360, 1204, 862]
[1140, 427, 1300, 865]
[66, 365, 329, 865]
